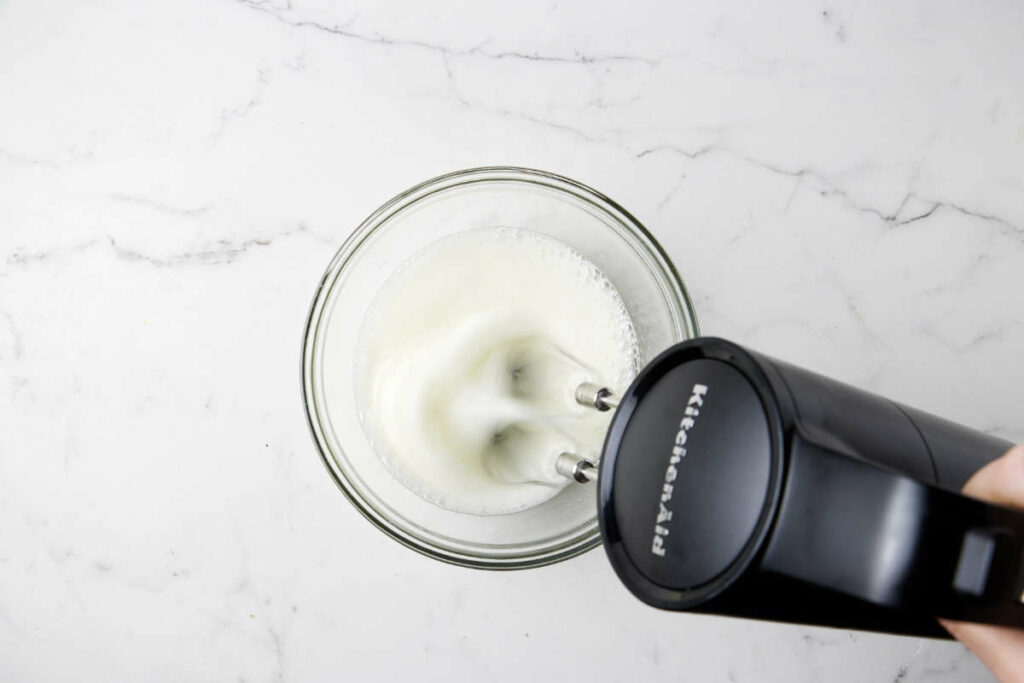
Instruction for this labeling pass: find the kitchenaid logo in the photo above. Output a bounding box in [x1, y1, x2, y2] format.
[651, 383, 708, 558]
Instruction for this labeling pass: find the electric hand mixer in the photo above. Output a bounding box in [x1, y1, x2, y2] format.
[563, 336, 1023, 638]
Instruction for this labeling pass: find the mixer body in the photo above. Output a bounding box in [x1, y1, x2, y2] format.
[598, 337, 1024, 637]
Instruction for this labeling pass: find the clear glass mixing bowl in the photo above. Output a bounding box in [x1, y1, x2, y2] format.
[302, 167, 699, 569]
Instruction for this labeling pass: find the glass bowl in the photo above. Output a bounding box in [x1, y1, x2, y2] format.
[302, 167, 698, 569]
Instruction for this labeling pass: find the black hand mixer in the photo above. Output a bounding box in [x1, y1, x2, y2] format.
[568, 336, 1023, 638]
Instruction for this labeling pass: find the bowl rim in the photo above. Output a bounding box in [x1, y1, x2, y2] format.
[301, 166, 700, 569]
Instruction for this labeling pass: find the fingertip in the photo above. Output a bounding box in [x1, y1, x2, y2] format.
[962, 445, 1024, 510]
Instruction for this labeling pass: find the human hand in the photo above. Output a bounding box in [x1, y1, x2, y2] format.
[939, 445, 1024, 683]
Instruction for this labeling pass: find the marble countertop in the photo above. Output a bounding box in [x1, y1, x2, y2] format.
[2, 0, 1022, 680]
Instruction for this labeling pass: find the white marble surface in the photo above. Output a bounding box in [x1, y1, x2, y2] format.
[2, 0, 1022, 680]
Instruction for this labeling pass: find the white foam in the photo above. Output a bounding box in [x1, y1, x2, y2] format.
[354, 227, 639, 515]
